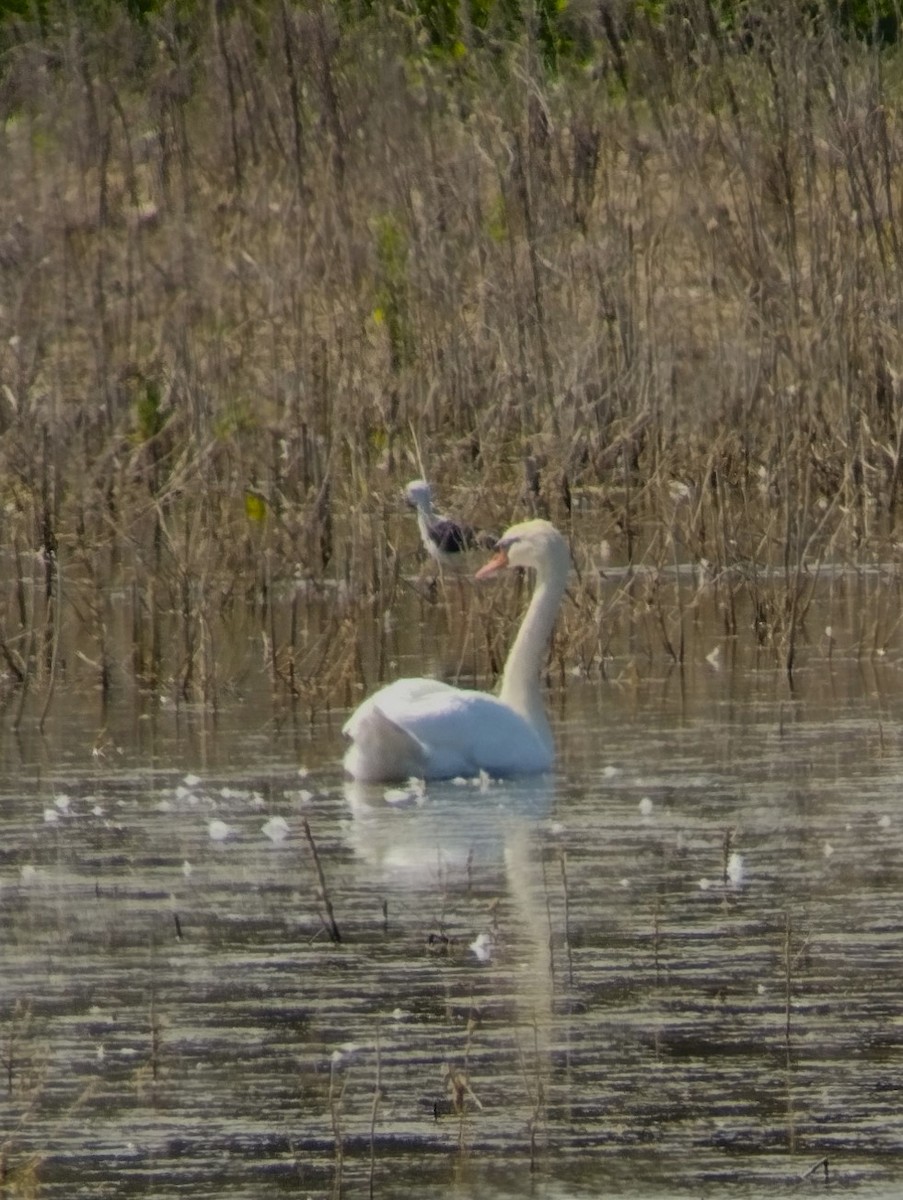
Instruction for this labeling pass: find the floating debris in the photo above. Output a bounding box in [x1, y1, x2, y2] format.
[726, 851, 745, 886]
[638, 796, 654, 817]
[383, 788, 417, 807]
[286, 788, 316, 806]
[331, 1042, 362, 1067]
[470, 932, 494, 963]
[207, 818, 234, 842]
[383, 778, 426, 807]
[262, 815, 290, 843]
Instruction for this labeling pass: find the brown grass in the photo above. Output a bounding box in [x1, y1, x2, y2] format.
[1, 3, 903, 717]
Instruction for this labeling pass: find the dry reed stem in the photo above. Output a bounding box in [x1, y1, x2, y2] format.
[302, 818, 342, 944]
[514, 1019, 547, 1174]
[368, 1025, 381, 1200]
[328, 1053, 345, 1200]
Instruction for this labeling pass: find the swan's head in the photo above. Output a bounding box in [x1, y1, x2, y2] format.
[475, 519, 570, 581]
[403, 479, 433, 512]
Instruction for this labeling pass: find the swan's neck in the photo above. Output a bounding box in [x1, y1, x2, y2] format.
[499, 568, 566, 733]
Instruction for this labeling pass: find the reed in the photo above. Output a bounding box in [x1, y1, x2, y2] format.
[367, 1024, 381, 1200]
[0, 1000, 47, 1199]
[302, 818, 342, 944]
[327, 1050, 346, 1199]
[558, 849, 574, 988]
[1, 2, 903, 715]
[514, 1018, 547, 1174]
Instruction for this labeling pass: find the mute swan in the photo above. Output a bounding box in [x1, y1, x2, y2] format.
[404, 479, 493, 571]
[342, 519, 570, 782]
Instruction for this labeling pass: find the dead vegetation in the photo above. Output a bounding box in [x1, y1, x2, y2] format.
[1, 2, 903, 720]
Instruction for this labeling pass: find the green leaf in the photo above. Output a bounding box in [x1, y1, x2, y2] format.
[244, 490, 267, 523]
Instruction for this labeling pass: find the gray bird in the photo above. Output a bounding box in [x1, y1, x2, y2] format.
[403, 479, 492, 571]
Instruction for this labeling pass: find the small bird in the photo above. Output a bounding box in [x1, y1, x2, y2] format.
[403, 479, 491, 572]
[403, 477, 487, 571]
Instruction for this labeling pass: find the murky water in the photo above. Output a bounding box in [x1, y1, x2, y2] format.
[3, 586, 903, 1198]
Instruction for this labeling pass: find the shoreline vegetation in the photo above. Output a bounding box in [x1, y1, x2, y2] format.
[2, 0, 903, 721]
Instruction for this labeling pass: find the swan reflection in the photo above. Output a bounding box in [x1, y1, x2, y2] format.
[343, 774, 555, 881]
[343, 772, 560, 1094]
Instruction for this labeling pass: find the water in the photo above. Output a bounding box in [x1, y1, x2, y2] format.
[3, 589, 903, 1197]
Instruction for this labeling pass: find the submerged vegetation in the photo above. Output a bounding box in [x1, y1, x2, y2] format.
[2, 0, 903, 718]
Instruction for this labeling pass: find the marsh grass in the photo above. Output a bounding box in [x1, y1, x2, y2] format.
[1, 999, 47, 1199]
[2, 3, 903, 722]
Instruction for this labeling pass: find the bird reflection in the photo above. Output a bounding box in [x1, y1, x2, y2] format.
[342, 775, 554, 881]
[340, 774, 563, 1148]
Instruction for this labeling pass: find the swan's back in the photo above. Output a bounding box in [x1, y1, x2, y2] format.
[342, 678, 552, 783]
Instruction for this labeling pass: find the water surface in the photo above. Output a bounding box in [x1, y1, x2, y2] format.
[2, 589, 903, 1198]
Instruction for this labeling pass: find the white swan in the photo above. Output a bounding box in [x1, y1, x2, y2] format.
[342, 519, 570, 782]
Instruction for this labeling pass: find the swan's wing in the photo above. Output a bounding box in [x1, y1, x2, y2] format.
[385, 690, 551, 779]
[342, 678, 459, 739]
[343, 702, 427, 783]
[343, 678, 464, 783]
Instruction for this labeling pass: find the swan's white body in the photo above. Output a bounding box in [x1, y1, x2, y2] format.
[342, 519, 570, 783]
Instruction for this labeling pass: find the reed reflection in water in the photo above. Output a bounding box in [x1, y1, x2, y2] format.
[2, 632, 903, 1197]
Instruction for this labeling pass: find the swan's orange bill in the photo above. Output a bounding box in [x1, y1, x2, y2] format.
[475, 548, 508, 579]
